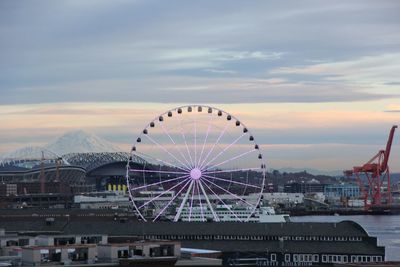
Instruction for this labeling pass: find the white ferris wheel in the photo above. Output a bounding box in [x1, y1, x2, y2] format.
[126, 105, 266, 222]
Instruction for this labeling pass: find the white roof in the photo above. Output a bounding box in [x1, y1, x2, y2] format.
[181, 248, 220, 253]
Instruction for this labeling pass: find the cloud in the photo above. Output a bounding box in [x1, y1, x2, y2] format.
[1, 1, 400, 105]
[203, 69, 237, 75]
[1, 76, 398, 105]
[271, 53, 400, 88]
[158, 49, 282, 62]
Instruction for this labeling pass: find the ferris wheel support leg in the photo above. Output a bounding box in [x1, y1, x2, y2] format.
[174, 180, 194, 222]
[199, 180, 220, 222]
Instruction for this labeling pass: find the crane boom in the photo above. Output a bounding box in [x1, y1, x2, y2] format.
[381, 125, 397, 173]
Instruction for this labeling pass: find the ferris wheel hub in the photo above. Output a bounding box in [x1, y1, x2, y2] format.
[190, 168, 202, 180]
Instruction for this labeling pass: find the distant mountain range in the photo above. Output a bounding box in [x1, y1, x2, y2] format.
[274, 167, 343, 177]
[2, 130, 121, 159]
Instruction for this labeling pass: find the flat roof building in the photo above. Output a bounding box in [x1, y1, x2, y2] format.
[0, 209, 385, 266]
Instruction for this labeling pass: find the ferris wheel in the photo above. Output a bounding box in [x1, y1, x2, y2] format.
[126, 105, 266, 222]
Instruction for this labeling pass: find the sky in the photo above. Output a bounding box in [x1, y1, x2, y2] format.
[1, 0, 400, 172]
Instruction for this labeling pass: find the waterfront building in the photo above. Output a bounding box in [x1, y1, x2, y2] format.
[262, 193, 304, 206]
[73, 191, 131, 210]
[324, 183, 360, 198]
[284, 180, 326, 194]
[0, 209, 385, 266]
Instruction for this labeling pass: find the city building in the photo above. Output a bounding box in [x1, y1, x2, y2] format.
[262, 193, 304, 207]
[1, 228, 181, 266]
[284, 180, 327, 194]
[97, 240, 180, 262]
[324, 183, 360, 198]
[0, 209, 385, 266]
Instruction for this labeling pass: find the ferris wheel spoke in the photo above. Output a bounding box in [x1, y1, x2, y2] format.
[174, 180, 194, 222]
[202, 132, 246, 171]
[197, 122, 212, 168]
[203, 167, 261, 175]
[188, 180, 196, 222]
[144, 134, 191, 171]
[136, 151, 189, 173]
[129, 174, 190, 191]
[138, 177, 190, 209]
[179, 122, 195, 168]
[201, 176, 255, 208]
[202, 174, 262, 189]
[160, 123, 192, 169]
[201, 179, 243, 222]
[153, 179, 192, 222]
[194, 120, 197, 168]
[199, 122, 230, 170]
[129, 169, 187, 175]
[198, 180, 220, 221]
[196, 181, 205, 222]
[204, 149, 256, 171]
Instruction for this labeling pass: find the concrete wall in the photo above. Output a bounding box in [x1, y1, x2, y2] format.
[174, 243, 181, 257]
[22, 248, 41, 266]
[87, 247, 96, 263]
[97, 245, 112, 261]
[97, 245, 129, 262]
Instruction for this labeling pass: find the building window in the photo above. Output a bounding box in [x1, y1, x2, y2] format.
[285, 254, 290, 262]
[293, 254, 298, 262]
[312, 254, 319, 262]
[307, 254, 312, 262]
[343, 255, 348, 263]
[271, 254, 276, 262]
[322, 255, 327, 263]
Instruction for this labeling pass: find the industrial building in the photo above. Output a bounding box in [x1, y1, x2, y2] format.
[324, 184, 360, 198]
[283, 180, 326, 194]
[0, 209, 385, 266]
[1, 227, 181, 266]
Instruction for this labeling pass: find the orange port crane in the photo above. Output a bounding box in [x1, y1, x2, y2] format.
[344, 125, 397, 210]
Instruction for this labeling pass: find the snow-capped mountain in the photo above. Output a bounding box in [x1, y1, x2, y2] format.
[1, 130, 122, 160]
[45, 130, 121, 155]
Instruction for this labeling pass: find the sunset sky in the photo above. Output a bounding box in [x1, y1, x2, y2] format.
[1, 1, 399, 172]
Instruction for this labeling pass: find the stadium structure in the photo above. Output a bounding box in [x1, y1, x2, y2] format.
[0, 148, 145, 208]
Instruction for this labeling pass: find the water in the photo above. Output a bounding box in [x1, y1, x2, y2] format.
[291, 215, 400, 261]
